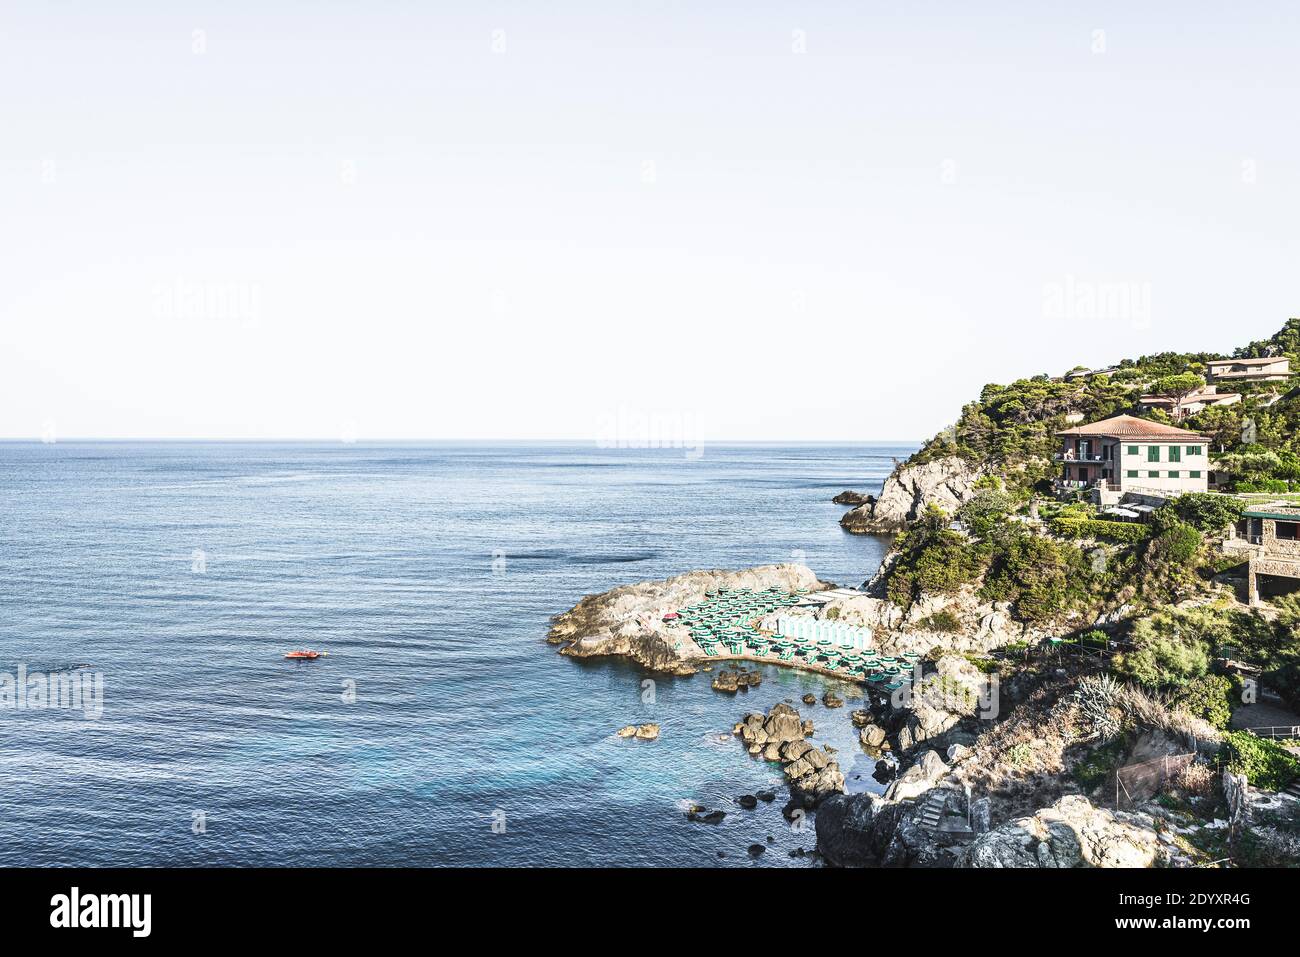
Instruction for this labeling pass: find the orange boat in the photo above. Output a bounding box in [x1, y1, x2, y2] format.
[284, 650, 325, 660]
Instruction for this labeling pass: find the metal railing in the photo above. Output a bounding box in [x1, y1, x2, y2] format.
[1054, 452, 1106, 462]
[1242, 725, 1300, 740]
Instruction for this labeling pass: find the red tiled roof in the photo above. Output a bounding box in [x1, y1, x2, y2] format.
[1056, 414, 1205, 440]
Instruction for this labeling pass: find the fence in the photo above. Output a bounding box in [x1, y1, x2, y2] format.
[775, 616, 874, 649]
[1113, 752, 1197, 807]
[1241, 725, 1300, 740]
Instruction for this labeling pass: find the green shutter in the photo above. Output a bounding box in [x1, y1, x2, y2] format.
[1148, 471, 1159, 478]
[1126, 470, 1138, 478]
[1147, 446, 1160, 462]
[1169, 446, 1181, 462]
[1168, 470, 1180, 478]
[1187, 445, 1201, 456]
[1189, 470, 1202, 478]
[1127, 445, 1138, 456]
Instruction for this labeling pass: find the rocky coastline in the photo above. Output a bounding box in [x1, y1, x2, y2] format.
[839, 456, 982, 534]
[547, 563, 828, 675]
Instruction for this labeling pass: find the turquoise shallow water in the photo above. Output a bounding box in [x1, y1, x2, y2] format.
[0, 441, 910, 866]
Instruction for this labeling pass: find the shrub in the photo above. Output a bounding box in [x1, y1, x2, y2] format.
[884, 507, 987, 608]
[1078, 629, 1110, 649]
[1071, 674, 1123, 740]
[1006, 742, 1034, 768]
[1113, 613, 1213, 688]
[1173, 673, 1236, 729]
[979, 529, 1090, 625]
[1049, 516, 1150, 544]
[917, 610, 961, 633]
[1171, 761, 1216, 797]
[1223, 730, 1300, 791]
[1166, 493, 1244, 534]
[956, 489, 1016, 536]
[1147, 517, 1203, 566]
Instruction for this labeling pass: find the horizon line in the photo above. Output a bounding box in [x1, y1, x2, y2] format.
[0, 437, 924, 446]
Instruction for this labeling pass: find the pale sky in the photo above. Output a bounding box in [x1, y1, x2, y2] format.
[2, 2, 1299, 441]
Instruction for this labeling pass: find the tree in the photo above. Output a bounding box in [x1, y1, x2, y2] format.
[1148, 372, 1206, 402]
[1165, 493, 1244, 534]
[956, 488, 1015, 537]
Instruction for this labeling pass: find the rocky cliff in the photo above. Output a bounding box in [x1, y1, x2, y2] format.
[840, 456, 983, 534]
[790, 585, 1048, 657]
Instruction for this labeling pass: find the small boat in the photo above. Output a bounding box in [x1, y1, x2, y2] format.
[284, 650, 326, 660]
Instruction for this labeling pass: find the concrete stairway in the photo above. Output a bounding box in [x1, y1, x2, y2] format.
[916, 789, 947, 834]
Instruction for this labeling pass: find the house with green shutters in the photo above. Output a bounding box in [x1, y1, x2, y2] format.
[1054, 414, 1209, 500]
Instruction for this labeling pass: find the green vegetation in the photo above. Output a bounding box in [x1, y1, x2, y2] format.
[1172, 674, 1237, 730]
[978, 528, 1091, 625]
[1163, 493, 1245, 534]
[1073, 735, 1130, 790]
[1049, 516, 1150, 544]
[884, 507, 987, 607]
[1145, 514, 1202, 567]
[917, 609, 962, 633]
[1223, 730, 1300, 791]
[1111, 601, 1300, 722]
[955, 488, 1016, 536]
[1113, 612, 1213, 687]
[1148, 372, 1205, 400]
[906, 319, 1300, 491]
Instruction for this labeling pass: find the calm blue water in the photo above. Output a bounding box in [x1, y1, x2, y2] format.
[0, 442, 911, 866]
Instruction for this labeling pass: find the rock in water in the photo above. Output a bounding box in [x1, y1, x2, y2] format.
[802, 693, 817, 706]
[617, 726, 637, 738]
[839, 456, 982, 534]
[712, 671, 741, 693]
[736, 794, 758, 809]
[859, 724, 887, 749]
[738, 703, 844, 810]
[747, 843, 766, 857]
[634, 723, 659, 740]
[832, 491, 874, 506]
[822, 691, 844, 709]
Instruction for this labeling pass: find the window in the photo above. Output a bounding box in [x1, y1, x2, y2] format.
[1189, 470, 1202, 478]
[1277, 522, 1300, 541]
[1127, 445, 1138, 456]
[1148, 470, 1160, 478]
[1126, 470, 1138, 478]
[1168, 470, 1180, 479]
[1169, 446, 1181, 462]
[1147, 446, 1160, 462]
[1186, 446, 1202, 456]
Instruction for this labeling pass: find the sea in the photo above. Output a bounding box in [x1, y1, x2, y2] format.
[0, 441, 913, 866]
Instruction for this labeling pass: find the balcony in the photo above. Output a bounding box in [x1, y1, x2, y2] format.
[1054, 452, 1106, 462]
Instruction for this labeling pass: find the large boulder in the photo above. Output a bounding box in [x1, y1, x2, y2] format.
[815, 792, 938, 867]
[840, 456, 982, 534]
[833, 491, 875, 506]
[885, 750, 950, 802]
[737, 703, 844, 809]
[957, 796, 1164, 868]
